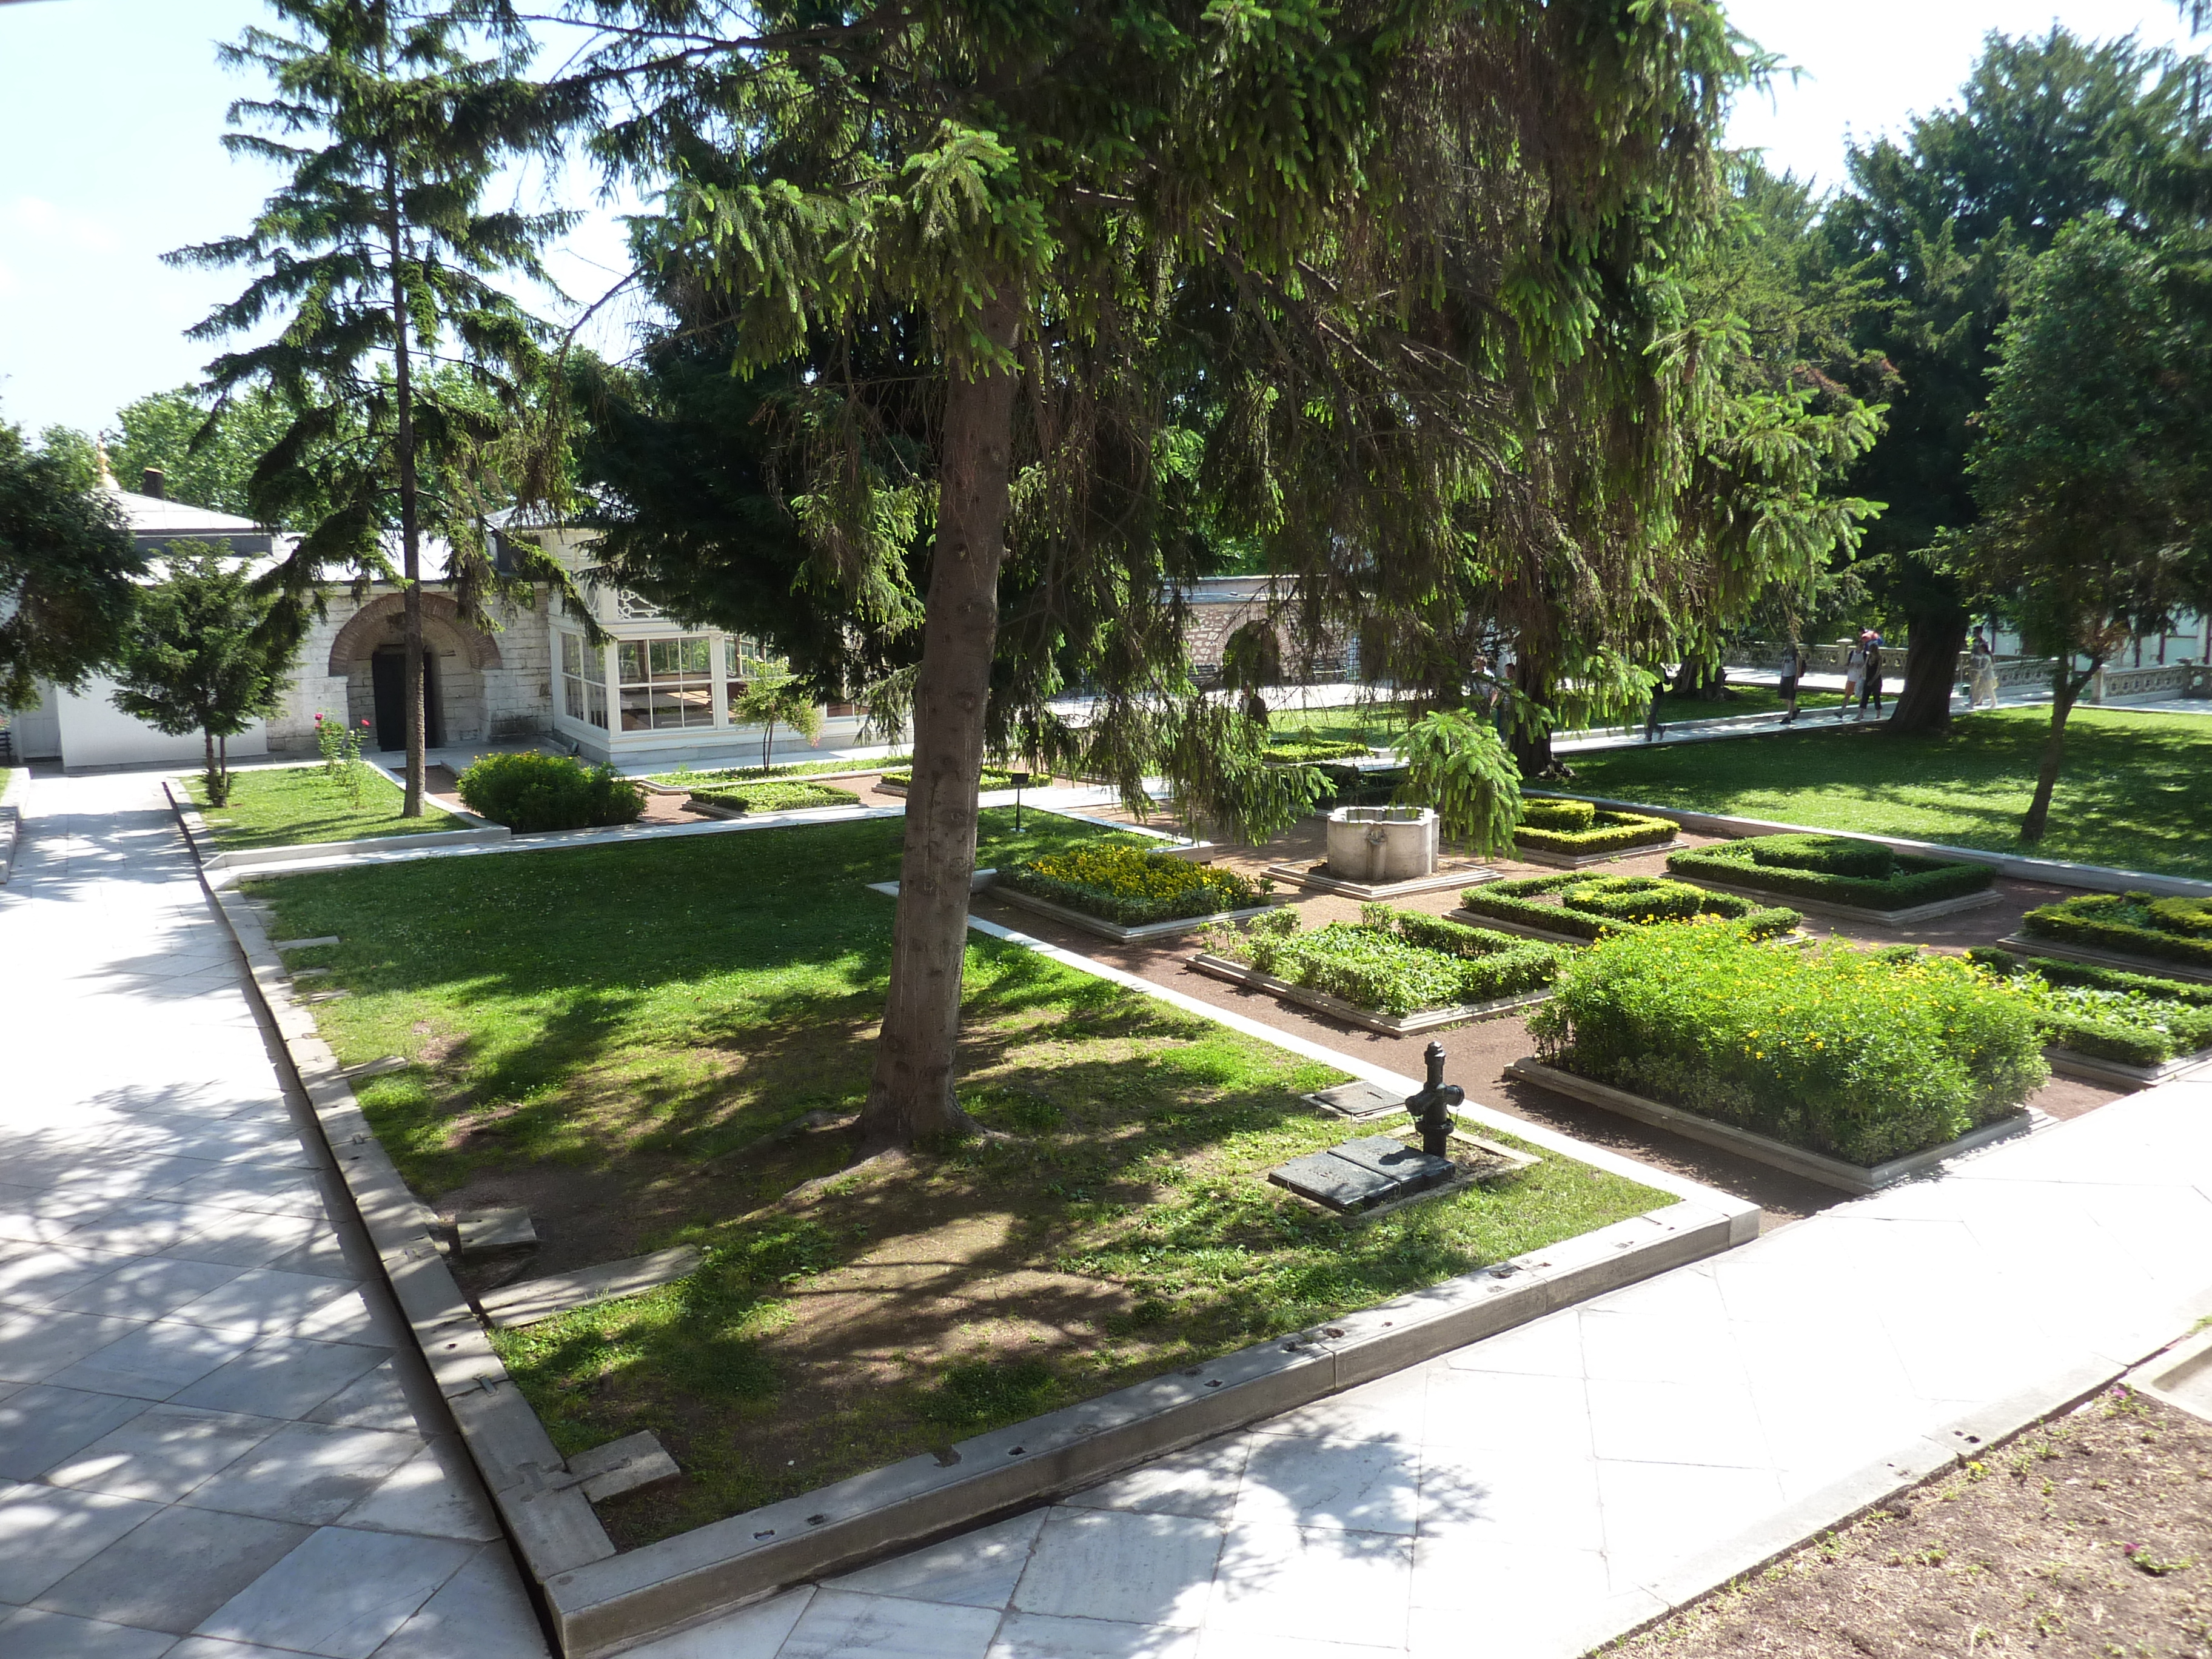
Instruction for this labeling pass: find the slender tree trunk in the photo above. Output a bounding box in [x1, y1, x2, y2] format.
[386, 155, 426, 818]
[1889, 603, 1966, 733]
[2020, 660, 2096, 845]
[1507, 655, 1560, 779]
[860, 289, 1024, 1156]
[203, 727, 217, 802]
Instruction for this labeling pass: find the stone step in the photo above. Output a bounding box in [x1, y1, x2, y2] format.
[478, 1246, 705, 1330]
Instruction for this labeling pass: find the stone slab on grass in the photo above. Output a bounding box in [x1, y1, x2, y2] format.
[455, 1209, 538, 1257]
[476, 1247, 703, 1330]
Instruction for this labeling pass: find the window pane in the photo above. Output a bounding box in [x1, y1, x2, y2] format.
[620, 685, 652, 731]
[617, 642, 648, 685]
[561, 633, 582, 677]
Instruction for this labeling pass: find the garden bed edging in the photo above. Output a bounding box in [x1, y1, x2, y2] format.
[1993, 933, 2212, 987]
[1187, 950, 1551, 1034]
[985, 879, 1280, 942]
[1503, 1057, 2038, 1193]
[1672, 871, 2004, 927]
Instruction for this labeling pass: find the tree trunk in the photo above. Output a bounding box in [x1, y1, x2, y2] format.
[2020, 660, 2094, 845]
[1888, 604, 1966, 733]
[386, 155, 427, 818]
[859, 289, 1024, 1156]
[1507, 655, 1566, 779]
[203, 727, 219, 803]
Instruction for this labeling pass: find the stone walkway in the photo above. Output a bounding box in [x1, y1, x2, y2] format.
[634, 1082, 2212, 1659]
[0, 771, 548, 1659]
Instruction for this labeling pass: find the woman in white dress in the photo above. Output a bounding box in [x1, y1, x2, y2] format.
[1840, 640, 1867, 717]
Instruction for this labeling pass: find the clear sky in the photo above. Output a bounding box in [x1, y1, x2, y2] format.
[0, 0, 2202, 438]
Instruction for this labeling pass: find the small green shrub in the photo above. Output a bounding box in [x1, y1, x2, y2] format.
[879, 767, 1039, 791]
[1201, 905, 1564, 1016]
[1512, 805, 1677, 856]
[1519, 799, 1596, 832]
[1741, 833, 1895, 880]
[1263, 736, 1373, 763]
[2150, 896, 2212, 937]
[1668, 837, 1993, 911]
[1529, 927, 2046, 1164]
[688, 780, 860, 814]
[1005, 842, 1259, 925]
[1457, 871, 1800, 943]
[457, 752, 644, 833]
[1309, 762, 1407, 809]
[2020, 892, 2212, 970]
[1558, 875, 1707, 924]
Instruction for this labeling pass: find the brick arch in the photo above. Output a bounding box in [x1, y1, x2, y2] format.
[327, 592, 502, 674]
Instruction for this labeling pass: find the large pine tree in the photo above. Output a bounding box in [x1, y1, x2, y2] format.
[172, 0, 575, 812]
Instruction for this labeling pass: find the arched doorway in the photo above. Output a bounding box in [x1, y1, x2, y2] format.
[370, 646, 444, 751]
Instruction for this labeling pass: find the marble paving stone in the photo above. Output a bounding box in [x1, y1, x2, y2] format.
[290, 1289, 404, 1348]
[47, 1258, 247, 1322]
[1436, 1310, 1582, 1378]
[0, 1385, 158, 1480]
[0, 1308, 144, 1385]
[44, 1404, 283, 1503]
[168, 1336, 387, 1419]
[1252, 1369, 1430, 1444]
[1414, 1448, 1607, 1555]
[338, 1540, 544, 1659]
[1594, 1460, 1788, 1592]
[166, 1640, 338, 1658]
[299, 1361, 415, 1431]
[1064, 1436, 1253, 1522]
[0, 1605, 179, 1658]
[1234, 1435, 1421, 1537]
[263, 1228, 357, 1281]
[0, 1482, 164, 1604]
[620, 1586, 814, 1659]
[1577, 1307, 1743, 1384]
[1197, 1632, 1406, 1659]
[830, 1509, 1046, 1607]
[988, 1610, 1204, 1659]
[0, 1250, 136, 1318]
[335, 1436, 500, 1541]
[59, 1201, 215, 1257]
[776, 1587, 1002, 1659]
[1405, 1537, 1612, 1613]
[165, 1269, 357, 1336]
[192, 1524, 475, 1659]
[1013, 1509, 1225, 1628]
[1420, 1369, 1592, 1456]
[28, 1503, 309, 1632]
[47, 1320, 263, 1402]
[1204, 1524, 1413, 1648]
[179, 1420, 423, 1525]
[1584, 1376, 1772, 1470]
[156, 1213, 321, 1270]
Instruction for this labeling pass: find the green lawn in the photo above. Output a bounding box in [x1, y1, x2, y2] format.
[250, 807, 1660, 1545]
[187, 765, 465, 850]
[1652, 683, 1848, 722]
[1564, 706, 2212, 879]
[1261, 699, 1412, 748]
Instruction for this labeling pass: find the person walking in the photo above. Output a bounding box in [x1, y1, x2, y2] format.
[1644, 676, 1665, 742]
[1858, 631, 1885, 719]
[1778, 638, 1803, 725]
[1970, 629, 2000, 709]
[1840, 637, 1866, 718]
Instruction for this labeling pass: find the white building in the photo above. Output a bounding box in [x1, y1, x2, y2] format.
[6, 474, 873, 773]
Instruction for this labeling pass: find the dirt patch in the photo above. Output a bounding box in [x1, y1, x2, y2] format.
[1616, 1383, 2212, 1657]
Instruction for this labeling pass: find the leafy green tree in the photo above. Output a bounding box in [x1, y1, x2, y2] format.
[558, 0, 1754, 1151]
[110, 548, 291, 804]
[1951, 219, 2210, 843]
[729, 666, 821, 773]
[1825, 28, 2179, 728]
[0, 421, 144, 711]
[104, 387, 299, 519]
[172, 0, 575, 816]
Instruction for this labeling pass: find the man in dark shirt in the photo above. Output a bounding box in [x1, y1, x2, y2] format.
[1858, 632, 1885, 719]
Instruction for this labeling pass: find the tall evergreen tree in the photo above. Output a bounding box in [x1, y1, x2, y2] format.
[171, 0, 576, 813]
[551, 0, 1758, 1151]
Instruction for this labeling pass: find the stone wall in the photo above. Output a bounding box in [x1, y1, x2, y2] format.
[267, 586, 554, 753]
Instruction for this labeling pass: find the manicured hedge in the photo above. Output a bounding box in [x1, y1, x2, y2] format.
[455, 752, 644, 833]
[1199, 904, 1564, 1016]
[879, 767, 1039, 791]
[1519, 799, 1596, 832]
[688, 780, 860, 814]
[1529, 927, 2047, 1165]
[1004, 842, 1259, 925]
[1513, 807, 1678, 856]
[1309, 762, 1407, 809]
[1667, 835, 1994, 911]
[2020, 892, 2212, 971]
[1264, 737, 1375, 763]
[1457, 871, 1800, 943]
[1965, 946, 2212, 1065]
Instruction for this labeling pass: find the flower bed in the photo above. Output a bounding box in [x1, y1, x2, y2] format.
[2019, 892, 2212, 973]
[1666, 833, 1994, 912]
[879, 766, 1041, 792]
[1513, 799, 1678, 857]
[1455, 871, 1800, 943]
[1003, 839, 1261, 925]
[1963, 947, 2212, 1068]
[1198, 904, 1565, 1017]
[1529, 927, 2046, 1166]
[686, 780, 860, 814]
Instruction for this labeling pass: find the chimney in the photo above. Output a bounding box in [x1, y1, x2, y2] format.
[141, 468, 166, 500]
